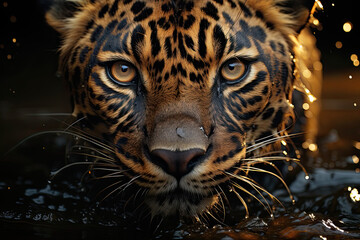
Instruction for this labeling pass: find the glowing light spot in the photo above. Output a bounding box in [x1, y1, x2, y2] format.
[354, 60, 359, 67]
[12, 38, 16, 43]
[283, 150, 288, 156]
[286, 100, 294, 109]
[332, 3, 335, 7]
[305, 175, 310, 180]
[315, 0, 323, 10]
[335, 41, 342, 49]
[308, 94, 316, 103]
[351, 54, 358, 61]
[10, 15, 16, 23]
[348, 186, 352, 191]
[7, 186, 10, 190]
[302, 141, 309, 149]
[309, 213, 315, 220]
[312, 19, 320, 26]
[302, 69, 312, 78]
[7, 54, 12, 60]
[281, 140, 287, 146]
[352, 155, 359, 164]
[319, 236, 327, 240]
[88, 170, 92, 174]
[354, 103, 358, 107]
[349, 75, 353, 79]
[354, 141, 360, 150]
[356, 168, 360, 173]
[322, 219, 345, 232]
[303, 87, 317, 103]
[350, 188, 360, 202]
[302, 103, 310, 110]
[42, 146, 46, 150]
[308, 143, 318, 152]
[343, 22, 352, 32]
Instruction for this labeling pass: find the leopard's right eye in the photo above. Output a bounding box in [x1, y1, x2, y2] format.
[220, 58, 247, 83]
[107, 61, 137, 85]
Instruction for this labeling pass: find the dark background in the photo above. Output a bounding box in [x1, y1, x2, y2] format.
[0, 0, 359, 153]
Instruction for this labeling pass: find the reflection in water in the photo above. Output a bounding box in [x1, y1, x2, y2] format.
[349, 187, 360, 203]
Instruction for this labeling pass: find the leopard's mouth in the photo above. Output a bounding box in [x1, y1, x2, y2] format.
[146, 186, 217, 216]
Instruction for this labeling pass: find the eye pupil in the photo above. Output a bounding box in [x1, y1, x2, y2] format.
[121, 65, 129, 72]
[228, 63, 236, 71]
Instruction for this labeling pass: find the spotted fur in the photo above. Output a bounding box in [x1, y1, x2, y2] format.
[46, 0, 314, 217]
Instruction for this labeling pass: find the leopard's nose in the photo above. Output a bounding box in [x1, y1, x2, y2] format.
[150, 148, 205, 180]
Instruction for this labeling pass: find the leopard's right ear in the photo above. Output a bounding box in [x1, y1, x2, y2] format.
[45, 0, 85, 34]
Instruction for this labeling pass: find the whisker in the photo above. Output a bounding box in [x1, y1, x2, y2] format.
[205, 209, 226, 226]
[64, 116, 87, 131]
[213, 188, 226, 223]
[98, 180, 126, 203]
[93, 174, 125, 180]
[24, 113, 73, 117]
[70, 151, 114, 162]
[231, 176, 274, 214]
[238, 167, 294, 204]
[230, 186, 249, 218]
[92, 167, 123, 172]
[247, 132, 304, 152]
[230, 180, 272, 216]
[5, 130, 115, 158]
[233, 173, 283, 209]
[50, 162, 95, 178]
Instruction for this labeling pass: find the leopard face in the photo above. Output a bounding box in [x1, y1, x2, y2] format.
[47, 0, 313, 217]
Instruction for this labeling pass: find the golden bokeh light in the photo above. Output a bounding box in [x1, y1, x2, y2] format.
[335, 41, 343, 49]
[302, 103, 310, 110]
[308, 143, 318, 152]
[343, 22, 352, 32]
[351, 54, 358, 61]
[352, 155, 359, 164]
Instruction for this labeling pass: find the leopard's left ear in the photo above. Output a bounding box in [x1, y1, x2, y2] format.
[275, 0, 316, 33]
[45, 0, 86, 35]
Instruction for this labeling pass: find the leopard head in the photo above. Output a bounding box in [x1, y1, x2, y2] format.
[46, 0, 314, 217]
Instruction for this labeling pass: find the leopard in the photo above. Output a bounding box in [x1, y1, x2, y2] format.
[46, 0, 316, 219]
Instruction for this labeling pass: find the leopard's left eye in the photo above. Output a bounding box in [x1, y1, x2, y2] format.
[221, 59, 247, 83]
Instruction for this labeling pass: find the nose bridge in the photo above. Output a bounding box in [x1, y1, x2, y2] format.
[148, 101, 209, 152]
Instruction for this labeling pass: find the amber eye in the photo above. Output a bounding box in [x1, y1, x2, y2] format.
[109, 61, 136, 84]
[221, 59, 247, 82]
